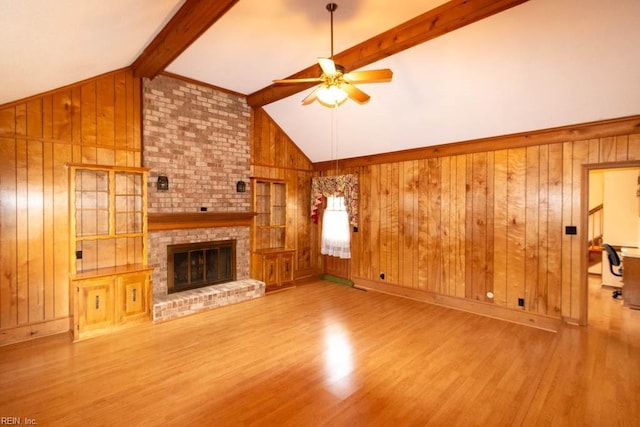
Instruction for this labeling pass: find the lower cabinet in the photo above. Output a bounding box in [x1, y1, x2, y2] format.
[72, 268, 152, 341]
[252, 249, 295, 291]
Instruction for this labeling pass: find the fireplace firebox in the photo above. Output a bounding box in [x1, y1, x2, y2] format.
[167, 240, 236, 294]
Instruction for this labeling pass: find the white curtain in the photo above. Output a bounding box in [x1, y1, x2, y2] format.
[321, 196, 351, 259]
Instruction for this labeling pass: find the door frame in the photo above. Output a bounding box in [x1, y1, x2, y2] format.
[580, 160, 640, 325]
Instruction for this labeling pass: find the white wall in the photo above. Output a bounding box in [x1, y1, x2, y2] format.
[603, 168, 640, 248]
[589, 171, 604, 210]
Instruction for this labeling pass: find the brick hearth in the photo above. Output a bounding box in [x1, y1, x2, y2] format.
[153, 279, 265, 322]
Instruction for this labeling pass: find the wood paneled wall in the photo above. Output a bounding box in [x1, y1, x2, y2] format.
[251, 108, 316, 278]
[317, 117, 640, 326]
[0, 69, 141, 344]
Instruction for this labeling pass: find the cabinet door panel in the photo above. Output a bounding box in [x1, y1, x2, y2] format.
[280, 253, 294, 283]
[76, 277, 114, 334]
[263, 256, 279, 286]
[118, 272, 149, 323]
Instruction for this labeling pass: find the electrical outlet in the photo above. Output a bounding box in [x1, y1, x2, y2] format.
[518, 298, 525, 307]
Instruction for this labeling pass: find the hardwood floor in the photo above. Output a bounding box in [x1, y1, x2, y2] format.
[1, 277, 638, 426]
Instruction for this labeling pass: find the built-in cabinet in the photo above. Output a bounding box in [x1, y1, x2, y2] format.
[260, 249, 295, 288]
[251, 179, 295, 291]
[621, 249, 640, 309]
[68, 164, 151, 341]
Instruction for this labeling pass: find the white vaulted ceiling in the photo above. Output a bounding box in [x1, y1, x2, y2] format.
[1, 0, 639, 162]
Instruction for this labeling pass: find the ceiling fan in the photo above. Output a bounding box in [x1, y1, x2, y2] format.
[273, 3, 393, 108]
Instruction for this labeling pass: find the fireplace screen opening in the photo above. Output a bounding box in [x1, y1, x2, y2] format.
[167, 240, 236, 293]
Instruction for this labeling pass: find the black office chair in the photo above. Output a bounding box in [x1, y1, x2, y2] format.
[603, 243, 623, 298]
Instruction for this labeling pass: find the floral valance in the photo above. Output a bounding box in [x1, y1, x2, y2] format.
[311, 174, 358, 227]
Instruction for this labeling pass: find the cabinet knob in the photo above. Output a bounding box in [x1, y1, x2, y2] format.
[95, 295, 100, 310]
[132, 289, 137, 302]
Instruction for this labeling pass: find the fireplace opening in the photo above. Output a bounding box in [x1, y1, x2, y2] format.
[167, 240, 236, 294]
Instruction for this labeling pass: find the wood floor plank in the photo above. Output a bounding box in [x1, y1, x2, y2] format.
[0, 278, 638, 426]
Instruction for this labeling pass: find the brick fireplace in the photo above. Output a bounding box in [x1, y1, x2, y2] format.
[142, 74, 264, 322]
[148, 224, 250, 297]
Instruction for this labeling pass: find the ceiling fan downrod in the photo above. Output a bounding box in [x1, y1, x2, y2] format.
[327, 3, 338, 58]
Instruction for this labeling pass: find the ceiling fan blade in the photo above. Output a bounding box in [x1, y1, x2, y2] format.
[344, 69, 393, 83]
[273, 77, 323, 84]
[301, 86, 323, 105]
[342, 83, 370, 104]
[318, 57, 337, 75]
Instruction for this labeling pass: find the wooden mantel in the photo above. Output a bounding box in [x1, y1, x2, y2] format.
[148, 212, 256, 231]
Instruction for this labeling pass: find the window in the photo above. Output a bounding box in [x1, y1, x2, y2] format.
[321, 196, 351, 259]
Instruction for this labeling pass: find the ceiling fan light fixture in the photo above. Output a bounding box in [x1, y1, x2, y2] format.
[273, 2, 392, 107]
[316, 84, 348, 108]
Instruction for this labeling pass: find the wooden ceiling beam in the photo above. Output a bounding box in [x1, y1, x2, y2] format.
[247, 0, 529, 107]
[131, 0, 239, 78]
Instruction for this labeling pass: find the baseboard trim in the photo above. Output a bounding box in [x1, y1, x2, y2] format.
[353, 278, 562, 332]
[0, 318, 70, 346]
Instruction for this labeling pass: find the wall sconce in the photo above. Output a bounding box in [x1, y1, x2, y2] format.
[236, 180, 247, 193]
[157, 175, 169, 191]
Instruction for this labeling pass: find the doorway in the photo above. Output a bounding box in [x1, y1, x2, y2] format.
[585, 164, 640, 324]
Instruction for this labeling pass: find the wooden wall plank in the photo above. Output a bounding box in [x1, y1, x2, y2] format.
[52, 90, 73, 141]
[389, 163, 399, 284]
[15, 139, 29, 325]
[370, 164, 381, 284]
[27, 140, 45, 323]
[464, 155, 474, 299]
[27, 99, 43, 138]
[15, 104, 26, 136]
[426, 158, 442, 293]
[453, 155, 466, 298]
[42, 141, 55, 320]
[0, 138, 18, 329]
[71, 86, 82, 161]
[628, 133, 640, 160]
[486, 151, 495, 298]
[536, 145, 549, 315]
[81, 81, 97, 146]
[379, 164, 391, 283]
[0, 108, 16, 134]
[525, 146, 540, 312]
[42, 95, 53, 140]
[399, 161, 417, 288]
[470, 153, 488, 301]
[599, 137, 616, 163]
[359, 166, 372, 280]
[560, 142, 573, 319]
[546, 143, 563, 317]
[114, 72, 127, 149]
[417, 159, 429, 291]
[295, 171, 309, 273]
[615, 135, 628, 161]
[439, 157, 451, 294]
[587, 138, 599, 164]
[97, 74, 115, 147]
[131, 72, 141, 157]
[492, 150, 508, 306]
[506, 148, 526, 309]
